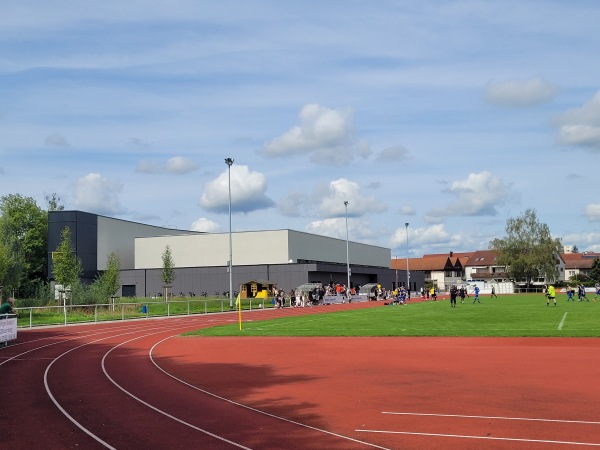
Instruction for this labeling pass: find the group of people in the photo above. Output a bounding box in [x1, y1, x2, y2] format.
[564, 283, 600, 303]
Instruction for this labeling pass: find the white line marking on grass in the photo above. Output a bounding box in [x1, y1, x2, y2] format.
[558, 312, 568, 330]
[382, 411, 600, 425]
[355, 429, 600, 446]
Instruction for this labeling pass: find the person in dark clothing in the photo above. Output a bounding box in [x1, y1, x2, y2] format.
[450, 285, 457, 308]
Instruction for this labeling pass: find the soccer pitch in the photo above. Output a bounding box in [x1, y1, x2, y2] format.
[188, 294, 600, 337]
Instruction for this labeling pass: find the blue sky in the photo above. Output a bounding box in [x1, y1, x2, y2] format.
[2, 0, 600, 257]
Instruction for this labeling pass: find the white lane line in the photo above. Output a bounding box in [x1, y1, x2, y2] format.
[558, 312, 568, 330]
[101, 332, 253, 450]
[355, 429, 600, 446]
[149, 336, 392, 450]
[382, 411, 600, 425]
[43, 320, 210, 449]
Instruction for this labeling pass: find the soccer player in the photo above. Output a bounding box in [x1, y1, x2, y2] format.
[546, 284, 556, 306]
[595, 283, 599, 302]
[566, 286, 574, 302]
[473, 285, 480, 303]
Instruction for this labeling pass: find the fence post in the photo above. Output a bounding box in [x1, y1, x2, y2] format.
[29, 308, 32, 328]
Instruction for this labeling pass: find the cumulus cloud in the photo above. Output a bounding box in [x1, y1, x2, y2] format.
[136, 156, 198, 174]
[306, 217, 383, 244]
[190, 217, 220, 232]
[484, 78, 558, 107]
[375, 145, 410, 162]
[44, 133, 70, 147]
[555, 91, 600, 150]
[73, 173, 126, 215]
[261, 103, 372, 164]
[585, 202, 600, 222]
[391, 223, 449, 248]
[199, 164, 275, 214]
[426, 171, 509, 221]
[277, 178, 386, 218]
[562, 231, 600, 253]
[399, 205, 416, 215]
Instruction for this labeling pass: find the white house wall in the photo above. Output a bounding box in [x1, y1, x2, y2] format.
[135, 229, 391, 270]
[135, 230, 291, 269]
[288, 230, 390, 267]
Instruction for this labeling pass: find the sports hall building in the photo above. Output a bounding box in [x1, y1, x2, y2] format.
[47, 211, 418, 298]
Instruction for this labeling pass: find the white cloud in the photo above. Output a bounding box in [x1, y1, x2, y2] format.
[199, 164, 275, 214]
[426, 171, 509, 220]
[318, 178, 387, 217]
[136, 156, 198, 174]
[44, 133, 70, 147]
[190, 217, 220, 232]
[278, 178, 386, 219]
[261, 104, 372, 164]
[562, 231, 600, 252]
[399, 205, 416, 215]
[72, 173, 126, 215]
[306, 217, 382, 244]
[484, 78, 558, 107]
[555, 91, 600, 150]
[376, 145, 410, 162]
[585, 202, 600, 222]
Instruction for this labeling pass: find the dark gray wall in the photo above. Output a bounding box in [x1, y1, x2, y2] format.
[48, 211, 98, 283]
[118, 263, 423, 298]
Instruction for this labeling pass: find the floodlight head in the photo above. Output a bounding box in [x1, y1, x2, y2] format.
[344, 201, 349, 206]
[405, 222, 409, 227]
[225, 158, 234, 166]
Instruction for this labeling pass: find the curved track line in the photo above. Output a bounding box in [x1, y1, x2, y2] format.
[149, 335, 392, 450]
[100, 331, 252, 449]
[41, 321, 208, 448]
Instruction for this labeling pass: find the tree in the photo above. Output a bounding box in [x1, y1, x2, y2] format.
[0, 194, 48, 297]
[96, 252, 121, 302]
[45, 193, 65, 211]
[52, 227, 82, 303]
[161, 245, 175, 300]
[490, 208, 562, 284]
[590, 258, 600, 282]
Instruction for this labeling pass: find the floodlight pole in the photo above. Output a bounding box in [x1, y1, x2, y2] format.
[344, 201, 350, 296]
[405, 223, 410, 295]
[225, 157, 234, 309]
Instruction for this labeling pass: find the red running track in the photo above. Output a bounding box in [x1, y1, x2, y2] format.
[2, 301, 600, 449]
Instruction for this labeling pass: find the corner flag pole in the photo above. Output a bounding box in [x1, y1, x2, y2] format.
[235, 293, 242, 330]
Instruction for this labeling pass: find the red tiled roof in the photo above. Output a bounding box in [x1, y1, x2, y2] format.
[464, 250, 499, 267]
[561, 252, 600, 270]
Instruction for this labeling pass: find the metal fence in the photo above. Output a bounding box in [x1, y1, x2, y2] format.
[14, 297, 274, 329]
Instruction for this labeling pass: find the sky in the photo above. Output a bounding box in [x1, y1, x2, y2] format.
[2, 0, 600, 258]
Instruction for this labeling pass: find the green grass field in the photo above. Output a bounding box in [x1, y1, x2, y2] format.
[187, 294, 600, 337]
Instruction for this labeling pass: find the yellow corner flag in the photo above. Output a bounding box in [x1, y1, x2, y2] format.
[236, 293, 242, 330]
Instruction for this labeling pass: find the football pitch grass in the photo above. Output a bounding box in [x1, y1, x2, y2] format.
[187, 294, 600, 337]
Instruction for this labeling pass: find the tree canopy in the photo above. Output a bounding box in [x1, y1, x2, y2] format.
[52, 227, 82, 291]
[161, 245, 175, 286]
[490, 208, 562, 284]
[0, 194, 48, 297]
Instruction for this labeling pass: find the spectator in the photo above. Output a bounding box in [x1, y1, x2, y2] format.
[0, 298, 17, 316]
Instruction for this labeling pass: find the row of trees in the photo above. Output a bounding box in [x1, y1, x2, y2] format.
[0, 193, 122, 303]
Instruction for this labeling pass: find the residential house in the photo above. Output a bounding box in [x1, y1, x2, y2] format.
[393, 252, 467, 291]
[561, 252, 600, 282]
[463, 250, 510, 282]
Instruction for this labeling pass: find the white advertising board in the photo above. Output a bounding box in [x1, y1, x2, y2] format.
[1, 316, 17, 344]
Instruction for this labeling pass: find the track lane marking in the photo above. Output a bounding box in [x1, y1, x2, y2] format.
[355, 429, 600, 446]
[149, 335, 392, 450]
[382, 411, 600, 425]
